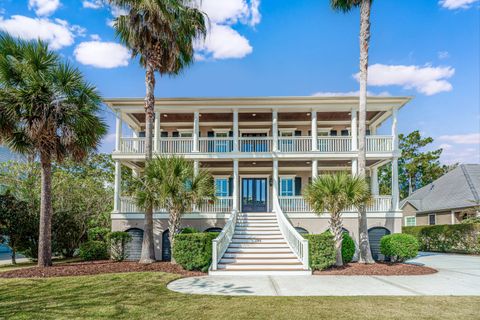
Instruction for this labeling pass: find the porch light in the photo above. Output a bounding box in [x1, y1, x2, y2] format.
[252, 113, 256, 117]
[163, 114, 168, 117]
[252, 162, 256, 165]
[307, 113, 311, 116]
[306, 161, 311, 164]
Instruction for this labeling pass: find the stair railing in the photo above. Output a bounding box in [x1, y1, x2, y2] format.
[273, 195, 310, 270]
[211, 209, 238, 271]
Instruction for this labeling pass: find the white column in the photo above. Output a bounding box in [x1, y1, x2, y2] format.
[351, 159, 358, 176]
[273, 160, 279, 202]
[194, 160, 199, 176]
[272, 110, 278, 152]
[154, 111, 160, 152]
[371, 167, 379, 195]
[391, 107, 399, 211]
[351, 108, 358, 151]
[311, 110, 318, 151]
[113, 161, 121, 212]
[312, 159, 318, 179]
[193, 111, 199, 152]
[233, 160, 239, 211]
[115, 111, 122, 151]
[391, 108, 399, 153]
[233, 109, 239, 152]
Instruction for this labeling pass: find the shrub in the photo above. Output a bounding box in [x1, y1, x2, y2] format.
[173, 232, 219, 272]
[341, 233, 355, 263]
[180, 227, 199, 234]
[403, 224, 480, 254]
[380, 234, 419, 262]
[461, 217, 480, 224]
[108, 231, 132, 262]
[304, 233, 336, 270]
[79, 240, 109, 261]
[88, 227, 110, 242]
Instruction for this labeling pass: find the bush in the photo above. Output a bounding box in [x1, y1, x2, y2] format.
[341, 233, 355, 263]
[172, 232, 219, 272]
[79, 240, 109, 261]
[88, 227, 110, 242]
[304, 233, 336, 270]
[403, 224, 480, 254]
[180, 227, 199, 234]
[108, 231, 132, 262]
[461, 217, 480, 224]
[380, 234, 419, 262]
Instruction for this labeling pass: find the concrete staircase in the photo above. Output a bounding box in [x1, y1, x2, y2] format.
[211, 212, 311, 275]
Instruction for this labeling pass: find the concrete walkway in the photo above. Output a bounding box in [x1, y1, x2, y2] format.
[167, 253, 480, 296]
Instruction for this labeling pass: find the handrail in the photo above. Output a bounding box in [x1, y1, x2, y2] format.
[211, 209, 238, 271]
[273, 195, 310, 270]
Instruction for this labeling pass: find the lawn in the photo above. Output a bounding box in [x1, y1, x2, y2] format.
[0, 272, 479, 320]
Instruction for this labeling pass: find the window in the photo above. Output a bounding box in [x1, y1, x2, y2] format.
[280, 177, 294, 196]
[215, 178, 229, 197]
[428, 214, 436, 225]
[214, 131, 229, 152]
[179, 132, 192, 138]
[405, 216, 416, 227]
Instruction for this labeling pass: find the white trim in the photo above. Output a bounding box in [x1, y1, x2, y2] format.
[177, 128, 193, 132]
[213, 128, 231, 133]
[240, 174, 270, 212]
[240, 128, 270, 134]
[404, 216, 416, 227]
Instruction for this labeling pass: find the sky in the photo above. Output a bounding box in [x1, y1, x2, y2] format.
[0, 0, 479, 164]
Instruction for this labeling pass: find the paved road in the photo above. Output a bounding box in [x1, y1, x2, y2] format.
[167, 253, 480, 296]
[0, 252, 29, 266]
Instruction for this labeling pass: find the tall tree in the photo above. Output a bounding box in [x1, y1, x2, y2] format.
[379, 130, 451, 198]
[135, 156, 215, 263]
[110, 0, 207, 263]
[330, 0, 374, 263]
[304, 173, 371, 267]
[0, 34, 107, 267]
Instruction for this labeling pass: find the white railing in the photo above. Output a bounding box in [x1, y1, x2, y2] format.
[279, 195, 393, 213]
[159, 138, 193, 154]
[199, 196, 233, 213]
[120, 196, 140, 213]
[317, 136, 352, 152]
[273, 195, 309, 269]
[211, 209, 238, 271]
[278, 136, 312, 152]
[199, 137, 233, 153]
[366, 136, 393, 152]
[239, 136, 272, 152]
[119, 138, 146, 154]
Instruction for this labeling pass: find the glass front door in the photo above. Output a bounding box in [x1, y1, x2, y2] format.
[241, 178, 268, 212]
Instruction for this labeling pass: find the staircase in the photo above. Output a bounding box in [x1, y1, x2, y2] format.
[209, 211, 311, 275]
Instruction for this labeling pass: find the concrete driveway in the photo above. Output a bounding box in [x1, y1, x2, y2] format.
[167, 253, 480, 296]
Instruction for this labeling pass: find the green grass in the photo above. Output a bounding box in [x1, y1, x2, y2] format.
[0, 258, 81, 272]
[0, 272, 478, 320]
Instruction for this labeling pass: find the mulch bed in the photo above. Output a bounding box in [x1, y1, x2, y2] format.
[0, 260, 206, 279]
[314, 262, 437, 276]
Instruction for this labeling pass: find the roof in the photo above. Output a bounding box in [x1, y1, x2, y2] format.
[401, 164, 480, 213]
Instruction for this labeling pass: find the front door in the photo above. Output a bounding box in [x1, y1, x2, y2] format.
[241, 178, 268, 212]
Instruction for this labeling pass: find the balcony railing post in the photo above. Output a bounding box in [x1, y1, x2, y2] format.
[311, 110, 318, 151]
[115, 110, 122, 152]
[193, 111, 199, 152]
[272, 110, 278, 152]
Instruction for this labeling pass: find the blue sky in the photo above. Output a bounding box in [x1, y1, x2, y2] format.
[0, 0, 479, 164]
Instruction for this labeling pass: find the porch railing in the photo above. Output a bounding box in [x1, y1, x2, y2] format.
[317, 136, 352, 152]
[211, 209, 238, 271]
[278, 136, 312, 152]
[279, 195, 393, 213]
[239, 136, 272, 152]
[273, 195, 309, 270]
[119, 196, 232, 213]
[366, 136, 393, 152]
[159, 138, 193, 154]
[199, 137, 233, 153]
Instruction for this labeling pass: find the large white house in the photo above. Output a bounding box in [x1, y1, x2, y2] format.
[106, 96, 411, 274]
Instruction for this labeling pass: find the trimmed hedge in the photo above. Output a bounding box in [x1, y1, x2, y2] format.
[341, 233, 355, 263]
[403, 224, 480, 254]
[304, 233, 336, 270]
[108, 231, 132, 262]
[173, 232, 219, 272]
[380, 234, 419, 262]
[79, 240, 109, 261]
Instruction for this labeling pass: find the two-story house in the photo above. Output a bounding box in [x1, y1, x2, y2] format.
[106, 96, 411, 274]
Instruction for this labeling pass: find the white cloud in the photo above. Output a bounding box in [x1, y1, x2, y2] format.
[90, 34, 101, 41]
[438, 133, 480, 144]
[438, 51, 450, 59]
[82, 0, 104, 9]
[200, 0, 260, 26]
[74, 41, 130, 68]
[354, 63, 455, 96]
[195, 24, 252, 59]
[312, 90, 391, 97]
[28, 0, 60, 16]
[0, 15, 84, 50]
[439, 0, 479, 10]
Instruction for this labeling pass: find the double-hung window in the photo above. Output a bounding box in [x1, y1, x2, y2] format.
[215, 178, 229, 197]
[280, 177, 294, 197]
[405, 216, 416, 227]
[214, 131, 229, 152]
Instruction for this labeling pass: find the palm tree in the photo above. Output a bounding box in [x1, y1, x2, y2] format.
[304, 173, 371, 267]
[109, 0, 207, 263]
[0, 34, 107, 267]
[330, 0, 375, 263]
[135, 156, 215, 263]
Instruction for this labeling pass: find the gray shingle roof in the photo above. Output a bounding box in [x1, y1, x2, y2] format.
[401, 164, 480, 213]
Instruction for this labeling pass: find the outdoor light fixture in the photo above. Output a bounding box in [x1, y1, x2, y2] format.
[307, 113, 311, 116]
[163, 114, 168, 117]
[252, 113, 256, 117]
[252, 162, 256, 165]
[306, 161, 311, 164]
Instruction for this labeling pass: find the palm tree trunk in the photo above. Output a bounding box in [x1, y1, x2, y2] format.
[139, 60, 156, 264]
[168, 209, 181, 264]
[330, 212, 344, 267]
[38, 154, 53, 267]
[357, 0, 375, 264]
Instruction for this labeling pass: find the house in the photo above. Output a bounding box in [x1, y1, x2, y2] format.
[105, 95, 411, 274]
[401, 164, 480, 227]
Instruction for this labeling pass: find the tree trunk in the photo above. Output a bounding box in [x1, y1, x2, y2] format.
[330, 212, 344, 267]
[139, 61, 157, 264]
[11, 247, 16, 265]
[357, 0, 375, 264]
[38, 154, 53, 267]
[168, 209, 181, 264]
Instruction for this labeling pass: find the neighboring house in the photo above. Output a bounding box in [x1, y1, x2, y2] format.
[105, 96, 411, 273]
[401, 164, 480, 227]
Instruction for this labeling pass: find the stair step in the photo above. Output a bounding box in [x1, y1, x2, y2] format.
[217, 264, 304, 270]
[231, 239, 287, 244]
[223, 253, 297, 259]
[228, 243, 289, 248]
[226, 247, 293, 253]
[233, 235, 284, 239]
[237, 223, 278, 227]
[237, 216, 276, 219]
[220, 258, 301, 264]
[234, 231, 282, 235]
